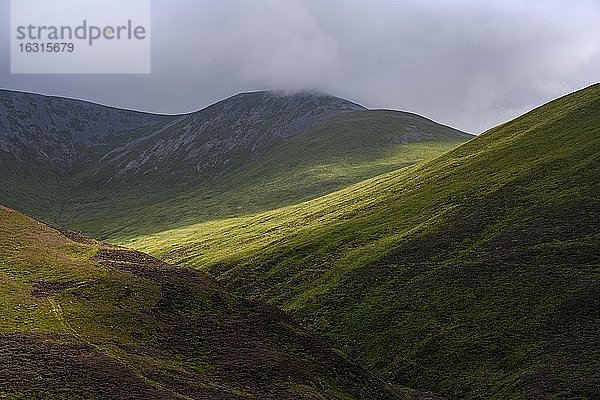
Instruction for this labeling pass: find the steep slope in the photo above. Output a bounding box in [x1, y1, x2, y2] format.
[0, 205, 419, 400]
[0, 90, 173, 218]
[129, 84, 600, 399]
[0, 89, 471, 240]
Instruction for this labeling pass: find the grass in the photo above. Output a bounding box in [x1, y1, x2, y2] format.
[0, 205, 102, 333]
[126, 84, 600, 399]
[1, 103, 471, 242]
[0, 205, 408, 399]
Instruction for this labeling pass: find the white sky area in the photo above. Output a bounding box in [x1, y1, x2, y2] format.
[1, 0, 599, 133]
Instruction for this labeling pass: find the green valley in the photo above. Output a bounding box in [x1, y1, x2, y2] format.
[2, 1, 598, 398]
[0, 205, 408, 399]
[0, 90, 471, 241]
[2, 84, 598, 399]
[128, 84, 600, 399]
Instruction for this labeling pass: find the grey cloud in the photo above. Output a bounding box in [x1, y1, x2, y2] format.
[0, 0, 598, 133]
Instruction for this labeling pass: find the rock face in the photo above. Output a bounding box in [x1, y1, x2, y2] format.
[0, 90, 170, 169]
[96, 91, 364, 182]
[0, 90, 363, 180]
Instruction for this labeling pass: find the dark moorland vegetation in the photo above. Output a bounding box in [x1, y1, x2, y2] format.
[0, 205, 417, 399]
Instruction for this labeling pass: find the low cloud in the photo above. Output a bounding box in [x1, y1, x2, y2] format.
[1, 0, 599, 133]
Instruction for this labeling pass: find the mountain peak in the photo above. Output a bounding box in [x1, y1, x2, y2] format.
[250, 89, 363, 107]
[200, 89, 365, 117]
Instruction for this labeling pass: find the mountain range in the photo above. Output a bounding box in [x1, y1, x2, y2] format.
[1, 84, 598, 399]
[0, 89, 471, 240]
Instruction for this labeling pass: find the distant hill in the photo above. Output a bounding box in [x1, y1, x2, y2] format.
[0, 89, 471, 240]
[0, 90, 171, 169]
[0, 89, 360, 174]
[130, 84, 600, 399]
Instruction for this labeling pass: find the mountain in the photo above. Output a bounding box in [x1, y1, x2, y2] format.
[92, 91, 365, 183]
[0, 89, 359, 175]
[0, 90, 173, 219]
[0, 90, 171, 170]
[129, 84, 600, 399]
[0, 89, 471, 240]
[0, 205, 426, 399]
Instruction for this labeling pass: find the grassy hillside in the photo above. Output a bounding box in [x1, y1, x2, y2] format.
[128, 84, 600, 399]
[0, 205, 417, 399]
[60, 110, 471, 241]
[0, 89, 471, 242]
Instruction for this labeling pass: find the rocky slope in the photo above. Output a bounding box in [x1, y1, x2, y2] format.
[0, 90, 171, 169]
[0, 90, 362, 180]
[96, 91, 365, 183]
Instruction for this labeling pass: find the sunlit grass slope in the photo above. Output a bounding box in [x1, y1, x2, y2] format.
[129, 84, 600, 399]
[63, 110, 471, 241]
[0, 205, 409, 400]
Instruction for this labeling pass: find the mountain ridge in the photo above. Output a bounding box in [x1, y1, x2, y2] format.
[0, 87, 366, 116]
[0, 89, 364, 170]
[0, 88, 472, 240]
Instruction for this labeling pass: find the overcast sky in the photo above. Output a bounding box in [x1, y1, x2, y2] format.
[1, 0, 599, 133]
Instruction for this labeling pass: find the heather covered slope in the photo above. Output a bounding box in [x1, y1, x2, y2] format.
[130, 84, 600, 399]
[0, 205, 413, 400]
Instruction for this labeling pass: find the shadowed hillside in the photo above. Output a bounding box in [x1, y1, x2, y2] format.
[0, 205, 422, 399]
[130, 84, 600, 399]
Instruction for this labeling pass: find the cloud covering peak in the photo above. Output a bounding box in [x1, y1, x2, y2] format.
[1, 0, 598, 133]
